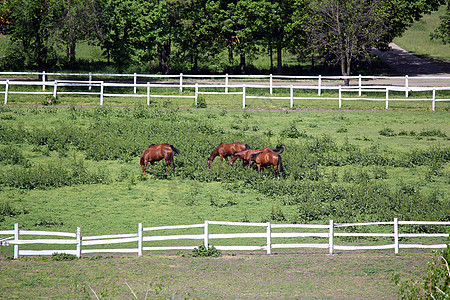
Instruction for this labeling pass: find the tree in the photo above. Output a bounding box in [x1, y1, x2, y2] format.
[433, 2, 450, 44]
[7, 0, 64, 70]
[303, 0, 387, 83]
[53, 0, 100, 67]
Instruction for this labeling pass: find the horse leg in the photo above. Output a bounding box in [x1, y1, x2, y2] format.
[142, 160, 148, 174]
[274, 165, 279, 179]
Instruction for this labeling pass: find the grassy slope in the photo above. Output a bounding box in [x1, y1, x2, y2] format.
[394, 6, 450, 61]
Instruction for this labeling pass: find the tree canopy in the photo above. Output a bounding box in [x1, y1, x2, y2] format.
[1, 0, 447, 75]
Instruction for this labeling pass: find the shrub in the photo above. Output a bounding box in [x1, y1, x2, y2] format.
[280, 123, 307, 139]
[393, 245, 450, 299]
[379, 127, 396, 136]
[42, 96, 58, 106]
[194, 97, 207, 108]
[191, 245, 222, 257]
[51, 252, 77, 261]
[0, 146, 30, 166]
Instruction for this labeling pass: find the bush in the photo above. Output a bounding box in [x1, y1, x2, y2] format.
[191, 245, 222, 257]
[51, 252, 77, 261]
[194, 97, 207, 108]
[393, 244, 450, 299]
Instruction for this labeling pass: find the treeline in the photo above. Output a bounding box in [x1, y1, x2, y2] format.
[0, 0, 448, 75]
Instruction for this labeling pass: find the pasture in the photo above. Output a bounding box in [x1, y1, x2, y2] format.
[0, 105, 449, 297]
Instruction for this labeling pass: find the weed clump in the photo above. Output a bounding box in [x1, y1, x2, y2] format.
[191, 245, 222, 257]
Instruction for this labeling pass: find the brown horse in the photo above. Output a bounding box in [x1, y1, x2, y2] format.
[140, 144, 181, 174]
[249, 151, 284, 179]
[207, 142, 250, 169]
[230, 145, 284, 167]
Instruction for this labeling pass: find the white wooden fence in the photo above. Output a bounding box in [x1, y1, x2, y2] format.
[1, 219, 448, 259]
[1, 72, 449, 110]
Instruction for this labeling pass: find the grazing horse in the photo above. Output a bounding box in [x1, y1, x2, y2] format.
[207, 142, 250, 169]
[140, 144, 181, 174]
[250, 151, 284, 179]
[230, 145, 285, 167]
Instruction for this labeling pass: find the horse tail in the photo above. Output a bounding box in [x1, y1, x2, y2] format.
[273, 144, 285, 154]
[170, 145, 181, 155]
[245, 143, 251, 150]
[278, 154, 284, 173]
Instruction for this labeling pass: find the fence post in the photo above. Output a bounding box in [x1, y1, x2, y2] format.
[385, 88, 389, 110]
[432, 88, 436, 111]
[329, 220, 334, 255]
[179, 73, 183, 93]
[358, 74, 362, 97]
[14, 223, 19, 259]
[394, 218, 399, 254]
[4, 80, 9, 105]
[338, 86, 342, 108]
[242, 85, 246, 108]
[204, 220, 209, 247]
[89, 72, 92, 90]
[290, 85, 294, 108]
[147, 82, 150, 106]
[405, 75, 409, 98]
[100, 81, 104, 106]
[318, 75, 322, 96]
[42, 71, 46, 91]
[225, 73, 229, 93]
[76, 227, 81, 258]
[270, 74, 273, 95]
[266, 222, 271, 255]
[53, 81, 58, 98]
[134, 73, 137, 94]
[195, 83, 198, 106]
[138, 223, 143, 257]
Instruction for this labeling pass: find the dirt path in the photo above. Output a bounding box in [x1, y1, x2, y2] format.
[373, 42, 450, 76]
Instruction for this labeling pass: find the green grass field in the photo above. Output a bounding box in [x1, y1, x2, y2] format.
[0, 105, 448, 298]
[394, 6, 450, 61]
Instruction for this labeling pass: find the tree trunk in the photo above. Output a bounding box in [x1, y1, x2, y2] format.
[276, 44, 282, 74]
[68, 41, 76, 68]
[158, 40, 172, 74]
[240, 53, 246, 74]
[269, 42, 273, 72]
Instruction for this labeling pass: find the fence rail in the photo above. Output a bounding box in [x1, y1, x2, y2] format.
[1, 72, 449, 110]
[1, 218, 448, 259]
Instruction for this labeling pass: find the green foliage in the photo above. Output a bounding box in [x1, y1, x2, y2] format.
[0, 160, 110, 189]
[51, 252, 77, 261]
[379, 127, 397, 136]
[280, 123, 308, 138]
[191, 245, 222, 257]
[394, 244, 450, 299]
[0, 201, 24, 219]
[0, 146, 30, 167]
[194, 97, 207, 108]
[42, 96, 58, 106]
